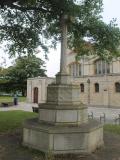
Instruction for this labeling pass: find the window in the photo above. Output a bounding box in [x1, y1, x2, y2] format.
[95, 60, 110, 75]
[80, 83, 84, 92]
[115, 82, 120, 92]
[95, 83, 99, 93]
[69, 63, 81, 77]
[106, 63, 110, 74]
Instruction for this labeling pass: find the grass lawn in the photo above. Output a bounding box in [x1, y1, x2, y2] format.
[0, 96, 26, 103]
[0, 110, 120, 135]
[0, 111, 37, 133]
[0, 112, 120, 160]
[104, 124, 120, 135]
[0, 111, 120, 134]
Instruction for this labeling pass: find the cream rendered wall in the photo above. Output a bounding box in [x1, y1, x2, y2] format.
[108, 76, 120, 107]
[27, 52, 120, 107]
[66, 51, 76, 65]
[27, 75, 120, 107]
[27, 79, 32, 103]
[27, 78, 43, 103]
[113, 61, 119, 73]
[73, 75, 120, 107]
[27, 77, 54, 103]
[66, 50, 77, 74]
[84, 63, 90, 76]
[112, 59, 120, 73]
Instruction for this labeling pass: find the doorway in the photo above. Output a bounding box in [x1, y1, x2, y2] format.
[33, 87, 38, 103]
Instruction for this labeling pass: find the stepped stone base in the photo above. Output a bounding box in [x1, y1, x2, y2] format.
[23, 118, 103, 154]
[23, 75, 103, 154]
[38, 104, 88, 125]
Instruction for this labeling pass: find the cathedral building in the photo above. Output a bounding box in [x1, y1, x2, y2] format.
[27, 50, 120, 108]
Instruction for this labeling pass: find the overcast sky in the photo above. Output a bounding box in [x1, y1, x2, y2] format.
[0, 0, 120, 77]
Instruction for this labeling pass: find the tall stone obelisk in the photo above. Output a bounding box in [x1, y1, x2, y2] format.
[56, 15, 71, 84]
[23, 15, 103, 154]
[60, 15, 68, 74]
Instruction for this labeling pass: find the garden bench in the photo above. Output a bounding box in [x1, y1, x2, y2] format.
[2, 102, 8, 107]
[32, 107, 38, 113]
[1, 102, 14, 107]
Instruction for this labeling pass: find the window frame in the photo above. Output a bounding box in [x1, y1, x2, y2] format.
[95, 60, 110, 75]
[80, 83, 84, 93]
[69, 63, 81, 77]
[115, 82, 120, 93]
[95, 83, 99, 93]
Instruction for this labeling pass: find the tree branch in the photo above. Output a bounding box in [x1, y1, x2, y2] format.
[0, 1, 51, 14]
[9, 4, 50, 13]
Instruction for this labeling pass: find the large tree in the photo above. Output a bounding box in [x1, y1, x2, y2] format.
[0, 67, 11, 93]
[0, 55, 46, 95]
[0, 0, 120, 59]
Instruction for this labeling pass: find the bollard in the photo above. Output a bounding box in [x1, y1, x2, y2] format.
[119, 114, 120, 125]
[88, 111, 93, 119]
[100, 113, 106, 123]
[114, 114, 120, 125]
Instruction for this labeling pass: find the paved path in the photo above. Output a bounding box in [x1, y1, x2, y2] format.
[0, 102, 37, 112]
[88, 107, 120, 124]
[0, 102, 120, 124]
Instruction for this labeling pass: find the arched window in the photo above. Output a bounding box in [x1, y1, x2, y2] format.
[95, 83, 99, 93]
[80, 83, 84, 92]
[95, 60, 110, 75]
[69, 63, 81, 77]
[115, 82, 120, 92]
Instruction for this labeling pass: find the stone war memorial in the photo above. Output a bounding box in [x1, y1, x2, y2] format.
[23, 15, 103, 154]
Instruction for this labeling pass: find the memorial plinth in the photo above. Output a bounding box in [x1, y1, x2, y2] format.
[23, 14, 103, 154]
[23, 74, 103, 154]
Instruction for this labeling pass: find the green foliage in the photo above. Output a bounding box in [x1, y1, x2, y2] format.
[0, 0, 120, 59]
[0, 111, 37, 133]
[0, 96, 26, 103]
[7, 55, 46, 80]
[0, 55, 46, 95]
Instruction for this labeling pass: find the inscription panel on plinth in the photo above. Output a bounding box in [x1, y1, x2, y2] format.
[72, 88, 80, 101]
[39, 109, 56, 122]
[78, 109, 88, 123]
[54, 133, 87, 150]
[23, 128, 49, 150]
[56, 110, 77, 123]
[47, 86, 58, 102]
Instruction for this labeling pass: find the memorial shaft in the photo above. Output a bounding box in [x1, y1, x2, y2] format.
[60, 15, 68, 74]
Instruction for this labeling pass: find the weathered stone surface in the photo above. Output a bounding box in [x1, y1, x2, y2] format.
[24, 15, 103, 154]
[39, 109, 56, 123]
[38, 107, 88, 125]
[24, 79, 103, 154]
[56, 73, 71, 84]
[38, 83, 88, 125]
[23, 118, 103, 154]
[47, 84, 82, 105]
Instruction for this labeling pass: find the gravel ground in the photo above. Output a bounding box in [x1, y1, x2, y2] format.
[0, 103, 120, 159]
[0, 130, 120, 160]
